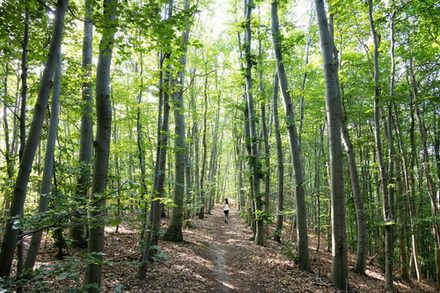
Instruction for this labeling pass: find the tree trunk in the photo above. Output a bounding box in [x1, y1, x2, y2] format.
[23, 52, 62, 272]
[0, 0, 68, 277]
[163, 0, 191, 241]
[408, 57, 440, 290]
[2, 61, 14, 225]
[271, 0, 309, 268]
[258, 36, 270, 213]
[244, 0, 263, 246]
[315, 0, 348, 288]
[368, 0, 395, 290]
[393, 102, 422, 281]
[199, 73, 208, 219]
[19, 2, 29, 162]
[341, 116, 366, 275]
[84, 0, 117, 291]
[298, 11, 314, 151]
[338, 52, 367, 277]
[272, 73, 284, 243]
[192, 79, 200, 218]
[237, 32, 255, 231]
[71, 0, 94, 249]
[138, 49, 170, 278]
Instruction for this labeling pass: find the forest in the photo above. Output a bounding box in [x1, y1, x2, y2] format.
[0, 0, 438, 292]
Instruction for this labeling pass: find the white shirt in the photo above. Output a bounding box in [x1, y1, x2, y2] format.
[223, 204, 230, 211]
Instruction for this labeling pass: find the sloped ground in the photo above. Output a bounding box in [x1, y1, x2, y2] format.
[19, 205, 436, 292]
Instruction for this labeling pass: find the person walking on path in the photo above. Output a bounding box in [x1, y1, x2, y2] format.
[223, 199, 230, 223]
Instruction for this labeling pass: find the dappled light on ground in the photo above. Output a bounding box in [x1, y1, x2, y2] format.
[20, 205, 436, 292]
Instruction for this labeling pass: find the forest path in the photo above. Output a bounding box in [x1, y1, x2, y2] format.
[191, 204, 273, 292]
[203, 206, 236, 292]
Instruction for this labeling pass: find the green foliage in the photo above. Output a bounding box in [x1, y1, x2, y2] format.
[254, 209, 272, 223]
[150, 245, 170, 263]
[281, 240, 298, 263]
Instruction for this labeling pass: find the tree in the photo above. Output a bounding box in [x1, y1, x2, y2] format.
[271, 73, 284, 243]
[163, 0, 192, 242]
[70, 0, 94, 248]
[23, 51, 62, 272]
[0, 0, 68, 277]
[244, 0, 264, 246]
[368, 0, 394, 290]
[314, 0, 348, 289]
[271, 0, 309, 270]
[84, 0, 117, 290]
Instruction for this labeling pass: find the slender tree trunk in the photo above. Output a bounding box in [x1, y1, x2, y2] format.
[164, 0, 191, 241]
[191, 78, 200, 218]
[2, 61, 14, 223]
[408, 58, 440, 289]
[315, 0, 348, 288]
[71, 0, 94, 248]
[339, 55, 367, 277]
[298, 11, 314, 150]
[393, 103, 422, 281]
[237, 32, 255, 231]
[244, 0, 263, 246]
[136, 60, 148, 204]
[271, 0, 309, 268]
[19, 2, 29, 162]
[341, 114, 367, 275]
[258, 36, 270, 213]
[316, 125, 324, 252]
[138, 34, 172, 278]
[207, 80, 222, 214]
[24, 52, 62, 272]
[272, 73, 284, 243]
[0, 0, 67, 277]
[395, 156, 410, 280]
[84, 0, 117, 291]
[199, 73, 208, 219]
[368, 0, 394, 290]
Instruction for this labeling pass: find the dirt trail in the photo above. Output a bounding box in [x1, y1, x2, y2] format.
[205, 207, 239, 292]
[192, 204, 280, 292]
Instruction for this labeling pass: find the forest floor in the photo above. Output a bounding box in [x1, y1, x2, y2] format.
[23, 204, 436, 292]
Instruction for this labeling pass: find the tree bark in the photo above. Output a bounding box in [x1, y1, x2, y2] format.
[271, 0, 309, 268]
[138, 53, 171, 278]
[71, 0, 94, 248]
[237, 32, 254, 230]
[315, 0, 347, 289]
[408, 57, 440, 290]
[84, 0, 117, 291]
[272, 73, 284, 243]
[258, 36, 270, 213]
[163, 0, 191, 241]
[19, 2, 29, 162]
[245, 0, 264, 246]
[0, 0, 68, 277]
[2, 60, 14, 224]
[368, 0, 394, 290]
[341, 117, 367, 275]
[199, 73, 208, 219]
[337, 30, 367, 277]
[393, 103, 422, 281]
[24, 52, 62, 272]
